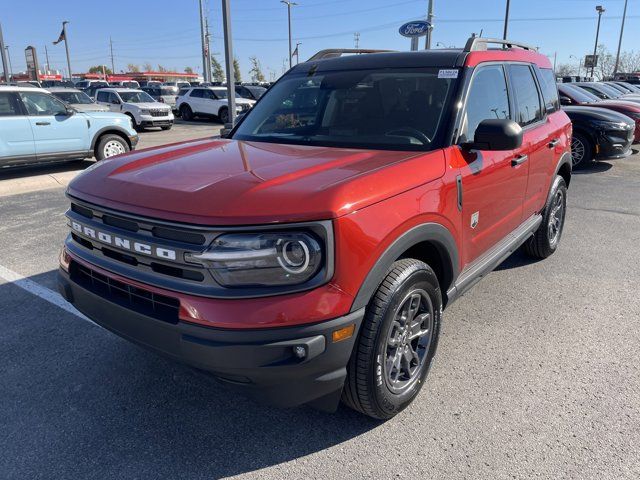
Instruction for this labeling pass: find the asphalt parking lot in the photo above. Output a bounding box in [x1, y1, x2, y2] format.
[1, 136, 639, 479]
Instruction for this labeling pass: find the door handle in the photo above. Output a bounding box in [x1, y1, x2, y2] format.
[548, 138, 559, 148]
[35, 121, 50, 126]
[511, 154, 528, 167]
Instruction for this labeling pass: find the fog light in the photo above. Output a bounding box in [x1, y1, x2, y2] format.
[292, 345, 307, 359]
[59, 247, 70, 272]
[332, 324, 355, 343]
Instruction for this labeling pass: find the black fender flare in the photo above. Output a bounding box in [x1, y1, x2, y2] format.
[91, 126, 134, 151]
[350, 223, 460, 312]
[547, 151, 572, 205]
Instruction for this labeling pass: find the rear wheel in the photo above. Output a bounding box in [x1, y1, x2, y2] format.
[180, 104, 194, 121]
[219, 107, 229, 125]
[570, 132, 593, 168]
[342, 259, 442, 419]
[522, 176, 567, 259]
[95, 134, 129, 160]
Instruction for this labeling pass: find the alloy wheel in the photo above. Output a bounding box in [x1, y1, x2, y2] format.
[547, 189, 565, 247]
[570, 137, 585, 166]
[383, 289, 434, 394]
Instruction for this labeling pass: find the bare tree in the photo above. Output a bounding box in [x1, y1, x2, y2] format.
[593, 44, 614, 80]
[142, 62, 153, 72]
[248, 56, 265, 83]
[233, 58, 242, 83]
[127, 64, 140, 73]
[555, 63, 576, 77]
[618, 50, 640, 74]
[157, 64, 168, 73]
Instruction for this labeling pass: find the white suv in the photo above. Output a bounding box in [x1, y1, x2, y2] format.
[176, 87, 254, 124]
[96, 88, 174, 131]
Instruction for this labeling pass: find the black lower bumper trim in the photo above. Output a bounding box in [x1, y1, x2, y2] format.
[58, 268, 364, 410]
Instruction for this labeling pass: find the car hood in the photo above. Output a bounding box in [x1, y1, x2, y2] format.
[563, 105, 635, 123]
[126, 102, 170, 109]
[68, 139, 446, 225]
[72, 103, 109, 112]
[79, 110, 132, 121]
[594, 99, 640, 111]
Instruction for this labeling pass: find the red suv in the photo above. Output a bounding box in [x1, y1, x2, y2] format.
[59, 38, 572, 419]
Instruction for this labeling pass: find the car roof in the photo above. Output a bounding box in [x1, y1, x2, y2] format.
[48, 87, 83, 93]
[101, 88, 142, 92]
[0, 85, 48, 92]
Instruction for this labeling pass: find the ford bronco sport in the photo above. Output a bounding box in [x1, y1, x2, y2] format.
[59, 38, 572, 419]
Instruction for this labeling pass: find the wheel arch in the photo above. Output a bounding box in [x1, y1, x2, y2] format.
[91, 127, 132, 151]
[350, 223, 460, 312]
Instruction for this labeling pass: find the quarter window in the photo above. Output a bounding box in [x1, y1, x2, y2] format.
[0, 92, 20, 116]
[461, 64, 510, 142]
[19, 92, 68, 116]
[508, 64, 543, 126]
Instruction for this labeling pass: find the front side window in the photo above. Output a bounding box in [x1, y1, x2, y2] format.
[96, 91, 109, 102]
[233, 67, 456, 150]
[508, 64, 542, 127]
[19, 92, 67, 116]
[190, 89, 204, 98]
[53, 91, 93, 105]
[538, 68, 559, 113]
[118, 91, 155, 103]
[460, 64, 510, 142]
[211, 89, 229, 99]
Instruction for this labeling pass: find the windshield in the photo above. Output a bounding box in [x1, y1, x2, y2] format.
[591, 83, 623, 98]
[119, 91, 155, 103]
[559, 84, 599, 103]
[247, 86, 267, 98]
[212, 89, 229, 99]
[160, 87, 177, 95]
[53, 91, 94, 104]
[233, 67, 455, 150]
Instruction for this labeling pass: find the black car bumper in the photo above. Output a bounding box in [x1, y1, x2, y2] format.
[139, 119, 173, 128]
[58, 267, 364, 411]
[595, 128, 634, 159]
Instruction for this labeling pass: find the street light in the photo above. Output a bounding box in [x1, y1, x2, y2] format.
[5, 45, 12, 80]
[613, 0, 628, 76]
[591, 5, 605, 78]
[281, 0, 297, 69]
[569, 54, 581, 77]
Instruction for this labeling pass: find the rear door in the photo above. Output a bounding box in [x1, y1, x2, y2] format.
[18, 91, 89, 158]
[188, 88, 205, 113]
[456, 63, 529, 265]
[0, 91, 36, 166]
[201, 89, 220, 115]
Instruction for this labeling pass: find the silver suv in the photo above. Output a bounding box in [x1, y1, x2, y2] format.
[96, 88, 174, 131]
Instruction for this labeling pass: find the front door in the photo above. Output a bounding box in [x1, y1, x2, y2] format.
[18, 91, 89, 158]
[455, 63, 529, 266]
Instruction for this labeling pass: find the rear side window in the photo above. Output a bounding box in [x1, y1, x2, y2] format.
[537, 68, 560, 113]
[0, 92, 20, 116]
[461, 64, 510, 142]
[190, 89, 204, 98]
[508, 64, 542, 127]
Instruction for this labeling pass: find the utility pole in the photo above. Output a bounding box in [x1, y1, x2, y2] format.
[591, 5, 605, 78]
[553, 52, 557, 71]
[0, 23, 9, 83]
[205, 17, 212, 82]
[281, 1, 297, 69]
[199, 0, 209, 82]
[354, 32, 360, 49]
[109, 37, 115, 74]
[425, 0, 434, 49]
[5, 46, 12, 80]
[613, 0, 628, 76]
[44, 45, 51, 72]
[221, 0, 235, 126]
[62, 21, 72, 80]
[502, 0, 510, 39]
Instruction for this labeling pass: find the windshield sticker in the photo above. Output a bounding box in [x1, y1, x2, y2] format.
[438, 69, 459, 79]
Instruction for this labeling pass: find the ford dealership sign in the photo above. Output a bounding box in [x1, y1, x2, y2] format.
[399, 20, 431, 38]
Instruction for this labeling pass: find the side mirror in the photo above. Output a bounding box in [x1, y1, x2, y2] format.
[559, 96, 572, 106]
[463, 119, 523, 151]
[64, 107, 75, 116]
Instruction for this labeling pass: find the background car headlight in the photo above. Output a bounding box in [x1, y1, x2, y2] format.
[186, 232, 323, 287]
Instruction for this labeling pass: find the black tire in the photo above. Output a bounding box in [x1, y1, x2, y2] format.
[570, 132, 594, 168]
[342, 259, 442, 420]
[161, 125, 172, 130]
[180, 104, 194, 121]
[94, 134, 130, 161]
[219, 107, 229, 125]
[522, 176, 567, 259]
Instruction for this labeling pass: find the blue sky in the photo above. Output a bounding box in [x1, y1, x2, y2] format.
[2, 0, 637, 79]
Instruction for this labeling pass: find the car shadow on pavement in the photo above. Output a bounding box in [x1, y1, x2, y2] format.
[495, 249, 543, 271]
[572, 161, 612, 175]
[0, 159, 94, 181]
[1, 270, 380, 479]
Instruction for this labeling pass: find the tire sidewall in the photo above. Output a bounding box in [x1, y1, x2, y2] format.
[219, 107, 229, 124]
[181, 104, 193, 121]
[96, 135, 129, 160]
[571, 133, 593, 168]
[543, 176, 567, 252]
[370, 268, 442, 417]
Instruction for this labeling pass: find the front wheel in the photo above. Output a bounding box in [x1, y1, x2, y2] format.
[570, 132, 593, 168]
[218, 107, 229, 125]
[522, 176, 567, 259]
[95, 134, 130, 160]
[342, 259, 442, 419]
[180, 104, 194, 121]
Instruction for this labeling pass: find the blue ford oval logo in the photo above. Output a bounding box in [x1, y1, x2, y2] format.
[399, 20, 431, 38]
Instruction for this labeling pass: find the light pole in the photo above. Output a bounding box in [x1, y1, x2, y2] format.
[613, 0, 628, 76]
[425, 0, 434, 49]
[5, 45, 12, 80]
[570, 55, 581, 77]
[591, 5, 605, 78]
[281, 1, 297, 69]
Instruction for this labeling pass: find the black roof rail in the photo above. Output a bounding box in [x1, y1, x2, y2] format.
[307, 48, 397, 62]
[464, 37, 537, 52]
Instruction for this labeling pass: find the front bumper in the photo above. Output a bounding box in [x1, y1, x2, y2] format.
[595, 128, 634, 159]
[138, 119, 174, 128]
[58, 265, 364, 410]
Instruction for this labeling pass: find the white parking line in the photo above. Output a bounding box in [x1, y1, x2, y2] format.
[0, 264, 96, 326]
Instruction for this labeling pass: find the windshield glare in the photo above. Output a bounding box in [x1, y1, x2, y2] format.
[233, 68, 455, 150]
[54, 91, 93, 104]
[119, 91, 155, 103]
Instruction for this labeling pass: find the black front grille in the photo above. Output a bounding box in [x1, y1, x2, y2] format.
[149, 109, 169, 117]
[70, 261, 180, 324]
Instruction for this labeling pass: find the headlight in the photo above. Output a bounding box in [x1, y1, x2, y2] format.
[186, 231, 324, 287]
[140, 109, 150, 115]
